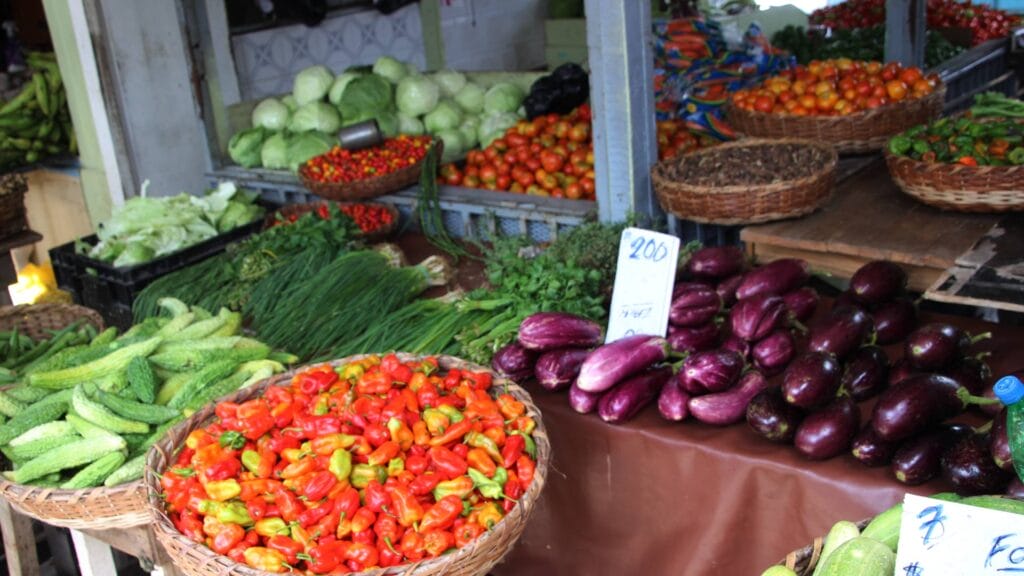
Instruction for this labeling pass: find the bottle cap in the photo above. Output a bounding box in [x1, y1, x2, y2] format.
[994, 375, 1024, 406]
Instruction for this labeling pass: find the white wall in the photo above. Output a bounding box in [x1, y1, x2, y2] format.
[439, 0, 548, 71]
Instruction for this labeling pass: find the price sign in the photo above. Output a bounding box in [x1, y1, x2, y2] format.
[895, 494, 1024, 576]
[605, 227, 680, 343]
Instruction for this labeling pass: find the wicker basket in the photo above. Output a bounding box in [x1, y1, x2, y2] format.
[773, 519, 872, 575]
[651, 138, 838, 225]
[0, 174, 28, 239]
[0, 302, 104, 341]
[886, 149, 1024, 212]
[725, 85, 946, 154]
[297, 141, 441, 202]
[146, 353, 550, 576]
[267, 201, 401, 242]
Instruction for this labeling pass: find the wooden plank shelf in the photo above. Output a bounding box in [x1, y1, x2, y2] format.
[740, 157, 1001, 292]
[926, 216, 1024, 313]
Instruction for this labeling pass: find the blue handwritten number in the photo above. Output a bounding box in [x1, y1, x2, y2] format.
[902, 562, 923, 576]
[629, 237, 644, 260]
[917, 505, 946, 547]
[628, 237, 668, 263]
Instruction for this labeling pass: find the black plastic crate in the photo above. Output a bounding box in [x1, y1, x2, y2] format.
[50, 210, 270, 329]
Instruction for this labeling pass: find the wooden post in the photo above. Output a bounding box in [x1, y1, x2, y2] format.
[0, 501, 40, 576]
[70, 530, 118, 576]
[885, 0, 926, 67]
[585, 0, 660, 223]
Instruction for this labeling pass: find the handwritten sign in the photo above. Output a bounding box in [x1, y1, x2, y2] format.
[895, 494, 1024, 575]
[605, 227, 680, 343]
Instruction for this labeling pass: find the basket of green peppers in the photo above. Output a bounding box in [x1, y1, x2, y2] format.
[885, 94, 1024, 213]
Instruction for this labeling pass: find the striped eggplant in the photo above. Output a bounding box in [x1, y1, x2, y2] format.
[517, 312, 603, 351]
[534, 348, 589, 392]
[730, 293, 787, 342]
[735, 258, 809, 300]
[575, 334, 670, 393]
[598, 367, 673, 424]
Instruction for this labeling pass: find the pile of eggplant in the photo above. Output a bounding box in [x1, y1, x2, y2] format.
[492, 249, 1018, 495]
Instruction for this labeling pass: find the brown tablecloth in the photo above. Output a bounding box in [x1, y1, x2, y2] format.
[491, 312, 1024, 576]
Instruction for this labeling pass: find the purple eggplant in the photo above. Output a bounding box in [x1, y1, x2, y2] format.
[850, 260, 908, 304]
[669, 284, 722, 327]
[991, 409, 1013, 471]
[598, 367, 673, 424]
[871, 298, 917, 345]
[871, 374, 970, 442]
[808, 307, 873, 360]
[668, 323, 720, 353]
[492, 343, 537, 383]
[716, 274, 744, 308]
[782, 352, 842, 409]
[721, 335, 751, 360]
[518, 312, 603, 351]
[680, 350, 744, 394]
[942, 356, 990, 396]
[746, 387, 804, 444]
[851, 425, 898, 467]
[658, 377, 690, 422]
[841, 346, 889, 402]
[689, 371, 769, 426]
[534, 348, 589, 392]
[735, 258, 810, 300]
[834, 291, 866, 313]
[905, 323, 980, 371]
[942, 434, 1012, 495]
[672, 281, 713, 300]
[752, 330, 796, 376]
[794, 395, 861, 460]
[687, 246, 745, 280]
[730, 293, 787, 342]
[892, 423, 973, 485]
[576, 335, 670, 393]
[569, 382, 602, 414]
[782, 287, 819, 323]
[981, 383, 1005, 417]
[888, 358, 921, 388]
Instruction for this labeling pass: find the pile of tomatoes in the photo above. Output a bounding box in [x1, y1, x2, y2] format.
[810, 0, 1019, 46]
[439, 105, 596, 200]
[657, 119, 717, 161]
[160, 355, 539, 574]
[302, 135, 432, 184]
[731, 59, 938, 117]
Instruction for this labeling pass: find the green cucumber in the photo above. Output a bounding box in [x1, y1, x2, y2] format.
[7, 433, 80, 461]
[861, 504, 902, 552]
[9, 421, 75, 446]
[960, 495, 1024, 516]
[60, 451, 126, 489]
[0, 390, 26, 418]
[812, 520, 861, 576]
[5, 384, 52, 404]
[0, 395, 70, 445]
[28, 337, 163, 389]
[813, 537, 895, 576]
[71, 385, 149, 435]
[4, 434, 126, 484]
[93, 388, 179, 424]
[66, 411, 122, 440]
[103, 453, 146, 487]
[126, 356, 157, 403]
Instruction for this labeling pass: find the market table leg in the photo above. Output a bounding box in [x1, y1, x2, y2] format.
[70, 529, 117, 576]
[79, 524, 184, 576]
[0, 500, 40, 576]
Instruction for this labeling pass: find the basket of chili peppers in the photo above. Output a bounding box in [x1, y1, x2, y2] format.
[268, 201, 400, 243]
[298, 136, 439, 202]
[885, 113, 1024, 213]
[145, 353, 548, 576]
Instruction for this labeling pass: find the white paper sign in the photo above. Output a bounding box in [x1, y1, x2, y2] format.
[895, 493, 1024, 576]
[604, 227, 680, 343]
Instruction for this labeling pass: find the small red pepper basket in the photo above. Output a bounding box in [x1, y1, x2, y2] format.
[144, 353, 550, 576]
[297, 141, 442, 203]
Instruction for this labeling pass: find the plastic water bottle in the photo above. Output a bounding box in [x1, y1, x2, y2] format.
[994, 375, 1024, 482]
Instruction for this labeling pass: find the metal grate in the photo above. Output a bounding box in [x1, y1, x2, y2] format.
[933, 37, 1019, 113]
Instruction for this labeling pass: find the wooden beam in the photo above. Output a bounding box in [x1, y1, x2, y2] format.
[0, 501, 40, 576]
[585, 0, 660, 223]
[885, 0, 926, 66]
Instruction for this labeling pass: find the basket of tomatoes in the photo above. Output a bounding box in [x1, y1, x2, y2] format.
[298, 136, 437, 202]
[726, 59, 945, 154]
[885, 112, 1024, 213]
[268, 201, 400, 242]
[145, 353, 549, 576]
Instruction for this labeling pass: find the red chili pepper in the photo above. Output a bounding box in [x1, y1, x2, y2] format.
[409, 472, 442, 496]
[245, 499, 267, 523]
[307, 540, 349, 574]
[421, 530, 454, 558]
[297, 498, 334, 528]
[429, 445, 468, 479]
[175, 509, 204, 543]
[211, 523, 245, 554]
[420, 495, 463, 533]
[453, 522, 485, 548]
[378, 538, 403, 567]
[516, 455, 536, 490]
[350, 507, 376, 533]
[266, 535, 303, 564]
[364, 423, 390, 448]
[429, 419, 473, 447]
[501, 433, 525, 468]
[387, 484, 424, 527]
[400, 530, 426, 561]
[271, 486, 303, 523]
[333, 486, 361, 519]
[344, 542, 379, 571]
[373, 514, 401, 545]
[367, 440, 400, 467]
[504, 470, 524, 514]
[301, 470, 338, 502]
[363, 480, 392, 513]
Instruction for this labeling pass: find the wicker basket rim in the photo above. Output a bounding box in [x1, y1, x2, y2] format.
[884, 147, 1024, 175]
[144, 352, 550, 576]
[725, 82, 946, 123]
[651, 137, 839, 195]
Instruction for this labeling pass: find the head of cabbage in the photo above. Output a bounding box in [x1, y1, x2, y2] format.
[328, 72, 362, 106]
[228, 127, 269, 168]
[435, 129, 465, 163]
[251, 98, 290, 131]
[289, 101, 342, 134]
[396, 75, 439, 118]
[423, 100, 464, 134]
[431, 70, 466, 98]
[454, 82, 485, 114]
[338, 74, 394, 121]
[287, 131, 335, 172]
[397, 114, 425, 136]
[484, 82, 525, 114]
[293, 65, 334, 106]
[478, 112, 520, 148]
[373, 56, 409, 84]
[261, 132, 291, 170]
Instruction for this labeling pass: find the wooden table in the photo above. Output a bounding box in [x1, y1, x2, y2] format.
[927, 215, 1024, 314]
[741, 158, 1000, 292]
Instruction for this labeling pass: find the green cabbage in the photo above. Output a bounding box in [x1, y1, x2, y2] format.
[396, 75, 440, 117]
[484, 82, 525, 114]
[227, 127, 268, 168]
[282, 95, 298, 112]
[454, 82, 485, 114]
[424, 100, 463, 133]
[373, 56, 408, 84]
[261, 132, 291, 169]
[287, 131, 334, 172]
[397, 114, 425, 136]
[293, 65, 334, 106]
[435, 129, 465, 162]
[432, 70, 467, 97]
[339, 74, 394, 120]
[288, 102, 342, 133]
[478, 112, 520, 148]
[251, 98, 290, 131]
[459, 117, 480, 149]
[328, 72, 362, 105]
[374, 112, 399, 138]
